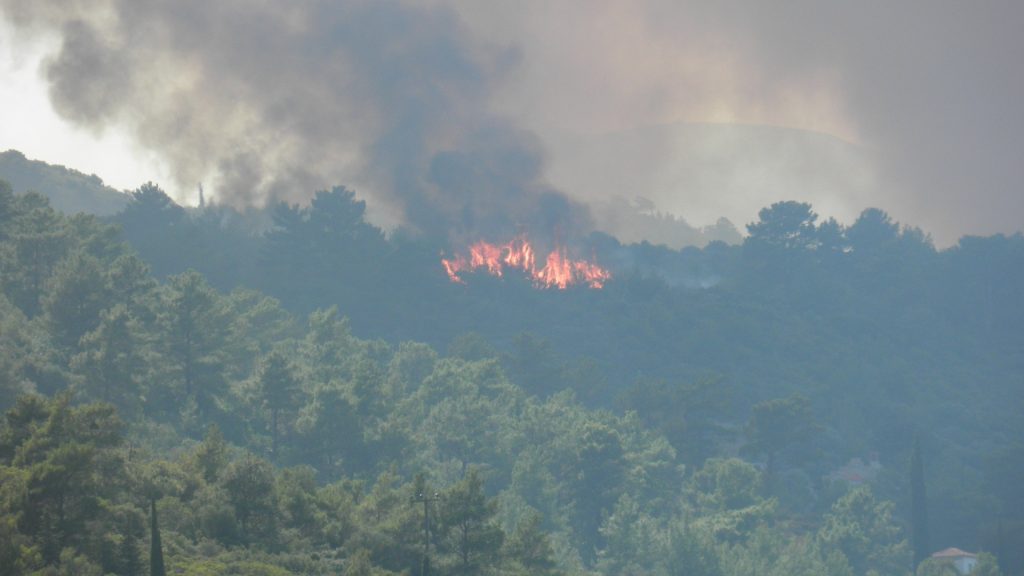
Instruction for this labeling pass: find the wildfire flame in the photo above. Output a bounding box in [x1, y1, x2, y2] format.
[442, 236, 611, 289]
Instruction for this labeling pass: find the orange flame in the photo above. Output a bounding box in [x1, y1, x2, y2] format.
[442, 236, 611, 289]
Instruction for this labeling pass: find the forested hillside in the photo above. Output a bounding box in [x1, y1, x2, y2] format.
[0, 151, 129, 216]
[0, 178, 1020, 575]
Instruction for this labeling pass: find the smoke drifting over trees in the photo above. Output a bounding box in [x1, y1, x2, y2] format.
[0, 0, 589, 240]
[455, 1, 1024, 243]
[3, 1, 1023, 244]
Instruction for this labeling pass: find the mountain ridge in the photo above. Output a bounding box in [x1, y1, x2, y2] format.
[0, 149, 130, 215]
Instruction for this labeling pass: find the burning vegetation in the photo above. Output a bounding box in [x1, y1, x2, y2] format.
[442, 236, 611, 289]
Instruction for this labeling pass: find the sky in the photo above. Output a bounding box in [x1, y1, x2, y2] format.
[1, 0, 1022, 246]
[0, 18, 173, 191]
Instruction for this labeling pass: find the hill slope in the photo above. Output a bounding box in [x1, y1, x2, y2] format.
[0, 149, 129, 215]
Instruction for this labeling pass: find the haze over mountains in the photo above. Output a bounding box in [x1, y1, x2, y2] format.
[3, 1, 1023, 244]
[554, 122, 877, 245]
[1, 148, 744, 248]
[9, 115, 999, 251]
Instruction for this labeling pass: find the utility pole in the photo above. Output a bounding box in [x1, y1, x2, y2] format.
[412, 491, 441, 576]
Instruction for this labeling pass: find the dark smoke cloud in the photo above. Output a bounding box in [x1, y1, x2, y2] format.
[5, 1, 1022, 245]
[0, 0, 588, 239]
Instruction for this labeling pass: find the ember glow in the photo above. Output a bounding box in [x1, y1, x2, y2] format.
[442, 236, 611, 289]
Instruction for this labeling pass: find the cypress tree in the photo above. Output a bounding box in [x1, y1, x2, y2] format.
[911, 435, 930, 567]
[150, 499, 166, 576]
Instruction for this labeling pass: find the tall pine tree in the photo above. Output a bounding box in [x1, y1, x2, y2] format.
[150, 499, 165, 576]
[257, 351, 299, 459]
[911, 435, 930, 567]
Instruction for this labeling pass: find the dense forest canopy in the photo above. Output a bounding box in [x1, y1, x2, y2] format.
[0, 174, 1021, 575]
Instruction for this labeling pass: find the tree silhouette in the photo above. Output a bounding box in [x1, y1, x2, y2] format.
[150, 499, 165, 576]
[911, 435, 930, 567]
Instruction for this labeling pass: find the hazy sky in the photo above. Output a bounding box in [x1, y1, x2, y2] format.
[1, 1, 1021, 245]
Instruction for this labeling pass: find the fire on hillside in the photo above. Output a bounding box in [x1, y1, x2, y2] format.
[442, 236, 611, 289]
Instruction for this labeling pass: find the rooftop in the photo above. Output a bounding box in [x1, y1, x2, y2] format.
[931, 548, 977, 559]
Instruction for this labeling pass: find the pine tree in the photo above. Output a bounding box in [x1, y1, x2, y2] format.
[439, 467, 504, 574]
[911, 435, 930, 567]
[0, 179, 15, 238]
[150, 499, 165, 576]
[257, 351, 299, 459]
[163, 270, 225, 414]
[118, 526, 143, 576]
[504, 511, 562, 576]
[742, 395, 820, 496]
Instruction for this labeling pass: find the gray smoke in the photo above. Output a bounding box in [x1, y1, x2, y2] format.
[6, 1, 1023, 245]
[449, 1, 1024, 244]
[0, 0, 589, 239]
[697, 1, 1024, 242]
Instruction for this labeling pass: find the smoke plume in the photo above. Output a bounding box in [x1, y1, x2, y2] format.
[0, 0, 588, 240]
[5, 1, 1023, 244]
